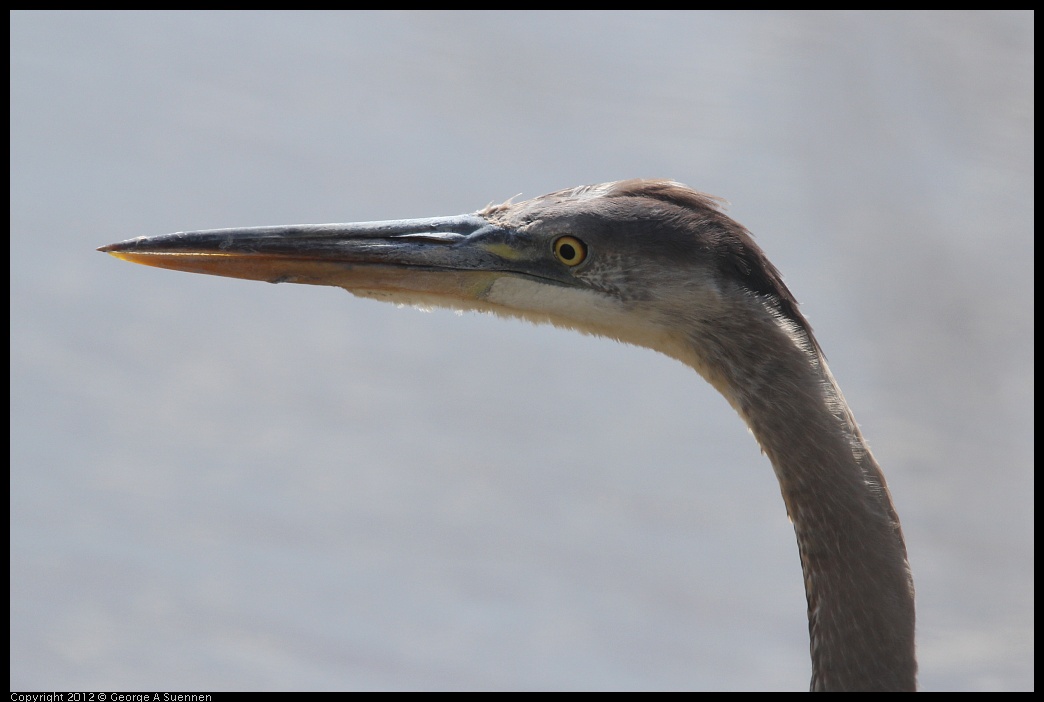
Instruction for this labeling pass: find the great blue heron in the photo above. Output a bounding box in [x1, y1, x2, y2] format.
[100, 179, 916, 691]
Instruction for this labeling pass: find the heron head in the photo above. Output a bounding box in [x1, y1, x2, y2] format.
[100, 179, 811, 369]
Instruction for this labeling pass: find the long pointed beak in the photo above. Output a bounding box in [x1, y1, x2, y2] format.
[99, 214, 523, 305]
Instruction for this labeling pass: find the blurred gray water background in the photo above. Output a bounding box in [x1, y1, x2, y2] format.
[11, 11, 1033, 691]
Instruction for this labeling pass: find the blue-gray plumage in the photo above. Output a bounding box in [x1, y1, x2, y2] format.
[100, 179, 916, 690]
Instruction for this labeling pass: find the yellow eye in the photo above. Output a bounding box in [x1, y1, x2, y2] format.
[553, 236, 587, 267]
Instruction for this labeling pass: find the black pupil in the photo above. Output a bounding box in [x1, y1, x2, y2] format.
[559, 243, 576, 261]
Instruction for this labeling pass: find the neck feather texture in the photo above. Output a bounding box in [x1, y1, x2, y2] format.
[679, 302, 917, 691]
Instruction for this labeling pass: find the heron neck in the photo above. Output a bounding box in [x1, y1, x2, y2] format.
[682, 313, 917, 691]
